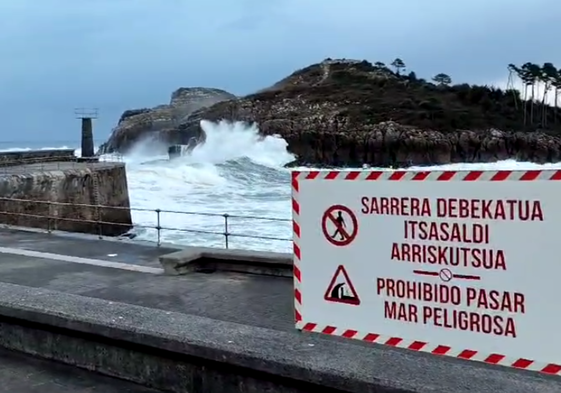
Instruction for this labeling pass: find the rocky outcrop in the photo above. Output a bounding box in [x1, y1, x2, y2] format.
[179, 113, 561, 168]
[100, 58, 561, 166]
[98, 87, 236, 154]
[284, 122, 561, 167]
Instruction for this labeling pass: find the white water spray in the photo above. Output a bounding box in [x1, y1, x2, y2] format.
[116, 120, 296, 250]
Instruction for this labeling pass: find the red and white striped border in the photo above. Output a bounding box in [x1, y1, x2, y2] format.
[292, 171, 303, 324]
[291, 169, 561, 376]
[297, 169, 561, 182]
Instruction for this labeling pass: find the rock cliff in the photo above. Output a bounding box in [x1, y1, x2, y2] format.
[98, 87, 236, 154]
[100, 59, 561, 166]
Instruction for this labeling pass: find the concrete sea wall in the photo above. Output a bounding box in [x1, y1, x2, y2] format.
[0, 149, 75, 166]
[0, 282, 554, 393]
[0, 151, 132, 236]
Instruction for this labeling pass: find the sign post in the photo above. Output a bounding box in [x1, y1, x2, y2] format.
[292, 169, 561, 375]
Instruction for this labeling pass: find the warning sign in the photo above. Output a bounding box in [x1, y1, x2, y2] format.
[293, 169, 561, 372]
[321, 204, 358, 246]
[324, 265, 360, 305]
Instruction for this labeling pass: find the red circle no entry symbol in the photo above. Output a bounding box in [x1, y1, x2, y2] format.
[322, 204, 358, 247]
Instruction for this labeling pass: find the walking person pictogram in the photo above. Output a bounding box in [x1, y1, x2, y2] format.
[331, 211, 346, 240]
[321, 204, 358, 247]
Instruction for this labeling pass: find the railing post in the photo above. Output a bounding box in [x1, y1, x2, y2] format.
[92, 175, 102, 239]
[97, 211, 102, 239]
[47, 201, 52, 233]
[155, 209, 161, 246]
[223, 213, 230, 249]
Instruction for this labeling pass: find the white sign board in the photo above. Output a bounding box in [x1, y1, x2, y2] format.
[292, 169, 561, 375]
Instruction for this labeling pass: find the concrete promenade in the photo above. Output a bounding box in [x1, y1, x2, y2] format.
[0, 228, 292, 329]
[0, 227, 560, 392]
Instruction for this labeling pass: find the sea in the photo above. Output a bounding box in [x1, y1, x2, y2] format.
[2, 120, 561, 253]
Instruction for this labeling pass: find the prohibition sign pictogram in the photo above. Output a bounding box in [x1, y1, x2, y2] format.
[321, 204, 358, 246]
[439, 268, 453, 282]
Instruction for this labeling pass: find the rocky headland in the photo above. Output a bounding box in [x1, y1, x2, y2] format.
[98, 87, 236, 154]
[99, 59, 561, 167]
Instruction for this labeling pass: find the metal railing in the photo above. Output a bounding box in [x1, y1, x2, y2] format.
[0, 197, 292, 249]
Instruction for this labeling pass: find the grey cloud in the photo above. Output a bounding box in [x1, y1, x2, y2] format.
[0, 0, 559, 143]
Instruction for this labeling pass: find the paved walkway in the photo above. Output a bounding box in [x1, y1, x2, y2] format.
[0, 228, 294, 330]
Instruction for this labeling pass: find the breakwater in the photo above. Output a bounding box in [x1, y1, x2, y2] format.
[0, 150, 132, 236]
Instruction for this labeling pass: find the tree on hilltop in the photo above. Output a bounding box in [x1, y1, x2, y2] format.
[432, 73, 452, 86]
[522, 62, 542, 124]
[391, 58, 406, 75]
[541, 63, 557, 126]
[552, 68, 561, 123]
[507, 64, 521, 110]
[509, 62, 561, 126]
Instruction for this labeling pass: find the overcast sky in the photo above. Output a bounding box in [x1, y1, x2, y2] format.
[1, 0, 559, 146]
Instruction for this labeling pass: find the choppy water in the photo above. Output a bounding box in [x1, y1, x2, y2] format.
[4, 120, 561, 252]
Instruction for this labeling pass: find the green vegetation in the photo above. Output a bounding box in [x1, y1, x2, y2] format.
[507, 62, 561, 127]
[432, 73, 452, 86]
[255, 58, 561, 133]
